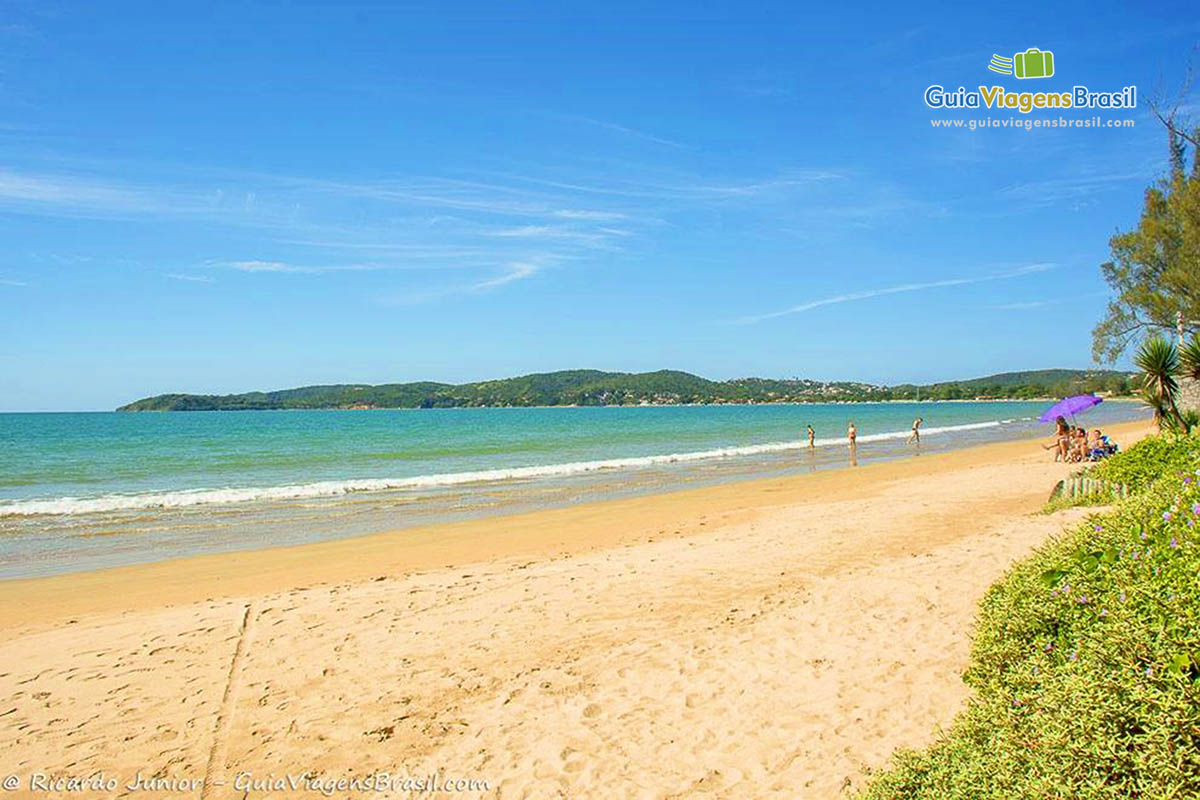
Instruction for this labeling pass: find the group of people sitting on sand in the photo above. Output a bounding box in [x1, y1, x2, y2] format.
[1046, 416, 1118, 463]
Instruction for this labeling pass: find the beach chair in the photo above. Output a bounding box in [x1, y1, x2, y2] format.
[1088, 437, 1117, 461]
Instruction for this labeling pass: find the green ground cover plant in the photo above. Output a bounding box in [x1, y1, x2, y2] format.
[863, 435, 1200, 798]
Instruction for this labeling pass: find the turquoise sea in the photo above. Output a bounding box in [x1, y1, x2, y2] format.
[0, 401, 1149, 579]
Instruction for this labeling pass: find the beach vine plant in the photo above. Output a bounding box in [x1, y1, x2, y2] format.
[1091, 433, 1200, 494]
[861, 434, 1200, 798]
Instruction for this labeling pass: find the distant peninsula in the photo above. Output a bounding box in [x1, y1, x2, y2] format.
[116, 368, 1135, 411]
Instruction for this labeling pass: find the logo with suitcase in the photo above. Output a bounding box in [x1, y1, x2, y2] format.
[988, 48, 1055, 79]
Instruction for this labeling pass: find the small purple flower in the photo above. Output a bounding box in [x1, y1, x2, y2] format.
[1069, 651, 1078, 662]
[1078, 596, 1089, 605]
[1192, 502, 1200, 515]
[1119, 591, 1126, 602]
[1163, 512, 1173, 522]
[1171, 538, 1180, 549]
[1186, 477, 1194, 485]
[1132, 551, 1139, 560]
[1145, 666, 1154, 677]
[1094, 524, 1104, 532]
[1043, 642, 1054, 653]
[1100, 609, 1108, 617]
[1141, 531, 1148, 541]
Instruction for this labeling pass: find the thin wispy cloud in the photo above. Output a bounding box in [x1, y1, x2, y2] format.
[380, 259, 546, 306]
[0, 167, 304, 229]
[725, 70, 797, 99]
[0, 165, 641, 302]
[732, 263, 1056, 325]
[553, 209, 627, 221]
[0, 169, 153, 211]
[998, 170, 1154, 206]
[489, 225, 559, 238]
[694, 175, 843, 197]
[304, 178, 551, 217]
[0, 23, 35, 37]
[222, 255, 553, 276]
[224, 259, 392, 275]
[276, 240, 497, 260]
[992, 290, 1107, 311]
[550, 113, 692, 150]
[491, 169, 840, 202]
[484, 224, 626, 248]
[227, 260, 312, 274]
[0, 168, 548, 227]
[0, 160, 841, 242]
[0, 278, 28, 287]
[993, 299, 1057, 310]
[472, 261, 539, 290]
[0, 158, 917, 311]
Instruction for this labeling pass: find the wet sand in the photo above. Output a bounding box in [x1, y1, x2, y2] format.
[0, 419, 1153, 798]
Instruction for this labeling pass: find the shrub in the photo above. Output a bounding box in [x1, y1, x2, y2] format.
[1091, 433, 1200, 493]
[862, 437, 1200, 798]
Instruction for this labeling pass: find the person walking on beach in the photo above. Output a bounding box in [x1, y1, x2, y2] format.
[908, 417, 923, 444]
[807, 425, 815, 448]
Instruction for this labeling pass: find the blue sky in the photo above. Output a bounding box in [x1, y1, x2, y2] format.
[0, 1, 1196, 411]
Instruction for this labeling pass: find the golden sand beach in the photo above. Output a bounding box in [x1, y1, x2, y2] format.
[0, 419, 1152, 798]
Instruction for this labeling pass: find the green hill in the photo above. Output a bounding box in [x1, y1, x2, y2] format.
[890, 369, 1134, 401]
[116, 368, 1136, 411]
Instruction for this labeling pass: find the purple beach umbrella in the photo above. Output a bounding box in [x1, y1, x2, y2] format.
[1039, 394, 1103, 423]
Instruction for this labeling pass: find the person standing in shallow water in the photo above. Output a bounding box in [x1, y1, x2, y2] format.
[807, 425, 815, 448]
[908, 417, 923, 445]
[847, 421, 857, 446]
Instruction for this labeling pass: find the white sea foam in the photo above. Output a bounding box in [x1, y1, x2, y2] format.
[0, 419, 1017, 517]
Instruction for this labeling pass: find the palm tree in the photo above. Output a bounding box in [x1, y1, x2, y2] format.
[1135, 335, 1181, 429]
[1177, 336, 1200, 433]
[1181, 336, 1200, 381]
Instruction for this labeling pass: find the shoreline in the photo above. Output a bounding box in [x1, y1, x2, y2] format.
[0, 418, 1156, 797]
[0, 414, 1057, 520]
[0, 418, 1152, 631]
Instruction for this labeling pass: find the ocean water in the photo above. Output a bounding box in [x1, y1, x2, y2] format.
[0, 401, 1149, 579]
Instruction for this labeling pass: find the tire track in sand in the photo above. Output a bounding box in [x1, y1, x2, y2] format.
[201, 603, 257, 800]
